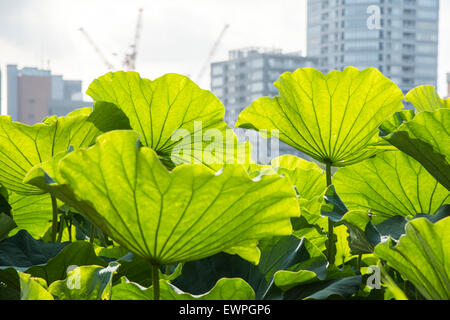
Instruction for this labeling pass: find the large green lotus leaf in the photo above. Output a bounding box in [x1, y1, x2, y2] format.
[25, 130, 299, 265]
[405, 85, 449, 112]
[236, 67, 403, 167]
[0, 230, 68, 268]
[0, 103, 130, 195]
[18, 272, 53, 300]
[380, 109, 450, 190]
[48, 262, 119, 300]
[8, 192, 52, 238]
[86, 71, 251, 168]
[374, 217, 450, 300]
[334, 151, 450, 223]
[111, 277, 255, 300]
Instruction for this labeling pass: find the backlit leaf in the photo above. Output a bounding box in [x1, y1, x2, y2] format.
[18, 272, 53, 300]
[374, 217, 450, 300]
[48, 262, 119, 300]
[380, 109, 450, 190]
[0, 104, 129, 195]
[405, 85, 449, 112]
[86, 71, 251, 168]
[236, 67, 403, 166]
[25, 130, 299, 266]
[8, 192, 52, 238]
[334, 151, 449, 223]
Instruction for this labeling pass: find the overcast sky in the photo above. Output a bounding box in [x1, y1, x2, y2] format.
[1, 0, 449, 114]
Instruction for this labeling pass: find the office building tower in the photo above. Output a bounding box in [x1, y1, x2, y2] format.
[210, 47, 318, 161]
[307, 0, 439, 94]
[211, 47, 317, 125]
[6, 65, 91, 124]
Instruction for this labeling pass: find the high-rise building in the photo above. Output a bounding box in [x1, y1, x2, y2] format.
[211, 47, 318, 125]
[307, 0, 439, 95]
[6, 65, 91, 124]
[210, 47, 318, 161]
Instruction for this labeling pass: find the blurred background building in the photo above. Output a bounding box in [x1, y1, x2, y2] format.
[447, 72, 450, 98]
[211, 47, 318, 161]
[211, 47, 317, 125]
[6, 65, 90, 124]
[307, 0, 439, 95]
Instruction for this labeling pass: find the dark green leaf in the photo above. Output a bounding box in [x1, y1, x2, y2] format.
[26, 241, 107, 285]
[0, 230, 68, 268]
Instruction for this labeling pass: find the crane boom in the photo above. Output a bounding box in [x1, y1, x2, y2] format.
[79, 28, 115, 71]
[123, 8, 144, 70]
[196, 24, 230, 83]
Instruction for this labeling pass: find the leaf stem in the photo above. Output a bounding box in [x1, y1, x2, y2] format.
[57, 215, 64, 243]
[325, 162, 335, 265]
[51, 195, 58, 242]
[67, 211, 72, 242]
[152, 263, 160, 300]
[89, 224, 95, 244]
[357, 253, 362, 274]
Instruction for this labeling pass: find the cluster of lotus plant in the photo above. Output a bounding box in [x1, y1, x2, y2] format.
[0, 67, 448, 300]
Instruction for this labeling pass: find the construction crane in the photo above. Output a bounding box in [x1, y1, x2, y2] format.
[123, 8, 144, 71]
[195, 24, 230, 83]
[79, 27, 115, 71]
[79, 8, 144, 72]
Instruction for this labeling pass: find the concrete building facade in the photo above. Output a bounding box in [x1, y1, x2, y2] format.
[210, 48, 318, 161]
[6, 65, 90, 124]
[211, 47, 318, 126]
[307, 0, 440, 94]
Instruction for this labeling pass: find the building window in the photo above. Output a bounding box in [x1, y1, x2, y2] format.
[251, 58, 264, 68]
[250, 82, 264, 92]
[211, 77, 224, 87]
[211, 66, 223, 76]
